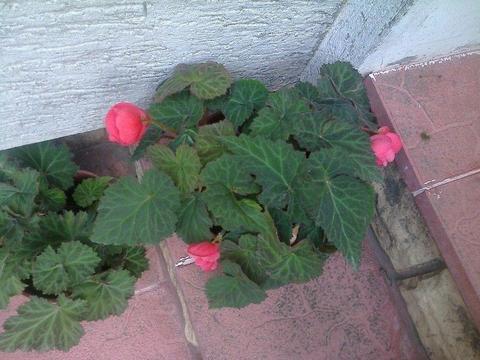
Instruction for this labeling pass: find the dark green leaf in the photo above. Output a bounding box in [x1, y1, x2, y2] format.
[149, 91, 204, 133]
[0, 169, 39, 217]
[156, 62, 232, 101]
[224, 79, 268, 128]
[196, 120, 235, 164]
[298, 151, 375, 267]
[72, 270, 135, 321]
[0, 249, 29, 309]
[168, 128, 198, 151]
[32, 242, 101, 295]
[92, 169, 181, 245]
[295, 82, 320, 105]
[38, 187, 66, 212]
[122, 247, 149, 278]
[0, 295, 86, 352]
[11, 141, 78, 190]
[222, 135, 304, 209]
[38, 211, 91, 247]
[131, 126, 164, 161]
[73, 176, 112, 208]
[293, 112, 381, 182]
[176, 194, 213, 244]
[148, 144, 201, 194]
[249, 89, 309, 140]
[269, 208, 292, 245]
[205, 260, 266, 309]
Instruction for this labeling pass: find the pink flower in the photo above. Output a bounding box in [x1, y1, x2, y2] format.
[105, 102, 149, 146]
[370, 126, 402, 167]
[187, 242, 220, 272]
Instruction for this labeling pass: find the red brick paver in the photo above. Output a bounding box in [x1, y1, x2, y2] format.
[366, 52, 480, 328]
[164, 235, 423, 360]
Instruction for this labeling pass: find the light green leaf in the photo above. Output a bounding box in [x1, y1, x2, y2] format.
[293, 112, 381, 182]
[156, 62, 232, 101]
[205, 260, 266, 309]
[11, 141, 78, 190]
[224, 79, 268, 128]
[221, 135, 304, 209]
[201, 155, 272, 234]
[0, 295, 86, 352]
[92, 169, 181, 245]
[72, 270, 135, 321]
[196, 120, 235, 164]
[249, 89, 309, 140]
[32, 242, 101, 295]
[122, 247, 149, 278]
[298, 151, 375, 267]
[149, 91, 204, 132]
[148, 144, 201, 194]
[73, 176, 112, 208]
[176, 194, 213, 244]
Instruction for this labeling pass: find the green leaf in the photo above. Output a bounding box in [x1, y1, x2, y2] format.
[156, 62, 232, 101]
[122, 247, 149, 278]
[222, 135, 304, 209]
[38, 187, 66, 212]
[38, 211, 91, 248]
[298, 151, 375, 267]
[269, 208, 292, 245]
[224, 79, 268, 128]
[196, 120, 235, 164]
[11, 141, 78, 190]
[293, 112, 381, 182]
[168, 128, 198, 151]
[176, 194, 213, 243]
[263, 241, 325, 284]
[316, 62, 375, 128]
[295, 82, 320, 105]
[32, 242, 101, 295]
[0, 295, 86, 352]
[249, 89, 309, 140]
[92, 169, 181, 245]
[205, 260, 266, 309]
[73, 176, 112, 208]
[0, 249, 28, 309]
[72, 270, 135, 321]
[148, 144, 201, 194]
[131, 126, 164, 161]
[221, 235, 267, 284]
[0, 169, 39, 216]
[201, 155, 274, 235]
[149, 91, 204, 132]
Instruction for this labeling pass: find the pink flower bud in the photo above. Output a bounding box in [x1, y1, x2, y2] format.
[105, 102, 149, 146]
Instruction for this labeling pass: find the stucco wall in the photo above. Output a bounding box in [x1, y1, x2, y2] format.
[359, 0, 480, 74]
[0, 0, 343, 151]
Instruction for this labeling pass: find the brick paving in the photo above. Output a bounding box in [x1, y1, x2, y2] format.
[366, 52, 480, 329]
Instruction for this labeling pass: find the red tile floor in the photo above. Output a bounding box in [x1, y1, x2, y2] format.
[366, 51, 480, 329]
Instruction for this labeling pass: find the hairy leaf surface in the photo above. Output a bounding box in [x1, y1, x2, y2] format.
[73, 177, 112, 208]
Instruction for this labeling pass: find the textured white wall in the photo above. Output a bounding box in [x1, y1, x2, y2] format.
[0, 0, 343, 151]
[359, 0, 480, 73]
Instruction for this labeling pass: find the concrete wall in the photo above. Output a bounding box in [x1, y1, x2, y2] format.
[359, 0, 480, 74]
[0, 0, 343, 151]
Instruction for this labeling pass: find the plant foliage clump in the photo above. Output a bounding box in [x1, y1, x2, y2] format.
[0, 142, 148, 352]
[93, 61, 379, 309]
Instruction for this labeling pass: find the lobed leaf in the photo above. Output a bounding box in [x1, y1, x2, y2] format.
[224, 79, 268, 128]
[149, 91, 204, 133]
[195, 120, 235, 164]
[131, 126, 164, 161]
[72, 270, 135, 321]
[148, 144, 201, 195]
[0, 295, 86, 352]
[122, 247, 149, 278]
[73, 176, 112, 208]
[11, 141, 78, 190]
[176, 194, 213, 244]
[92, 169, 180, 245]
[205, 260, 266, 309]
[0, 249, 29, 309]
